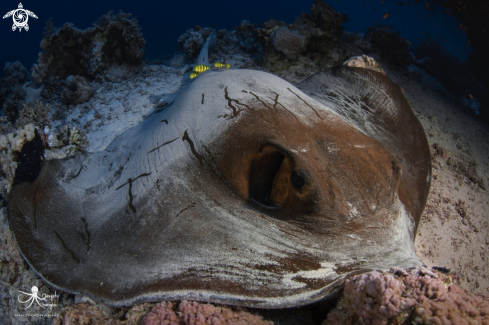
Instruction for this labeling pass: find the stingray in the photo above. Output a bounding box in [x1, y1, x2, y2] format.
[8, 66, 431, 308]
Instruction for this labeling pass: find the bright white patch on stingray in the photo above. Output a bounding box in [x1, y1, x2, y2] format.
[327, 146, 340, 153]
[347, 202, 360, 219]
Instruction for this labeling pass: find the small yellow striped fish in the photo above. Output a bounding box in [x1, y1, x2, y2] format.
[189, 71, 200, 79]
[214, 62, 230, 69]
[193, 65, 210, 73]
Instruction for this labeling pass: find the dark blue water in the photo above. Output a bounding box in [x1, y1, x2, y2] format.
[0, 0, 470, 76]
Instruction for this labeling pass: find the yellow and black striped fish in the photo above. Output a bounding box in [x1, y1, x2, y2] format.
[189, 71, 200, 79]
[193, 65, 210, 73]
[214, 62, 230, 69]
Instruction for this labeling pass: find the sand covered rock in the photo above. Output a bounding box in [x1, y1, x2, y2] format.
[61, 75, 94, 106]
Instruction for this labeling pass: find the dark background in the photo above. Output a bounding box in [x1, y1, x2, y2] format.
[0, 0, 469, 76]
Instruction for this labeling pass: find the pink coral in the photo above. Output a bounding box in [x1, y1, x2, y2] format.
[145, 301, 180, 325]
[327, 271, 416, 325]
[324, 270, 489, 325]
[145, 300, 273, 325]
[412, 279, 489, 325]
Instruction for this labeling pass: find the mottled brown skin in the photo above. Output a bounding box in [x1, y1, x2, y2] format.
[213, 110, 403, 238]
[297, 67, 432, 234]
[7, 68, 430, 308]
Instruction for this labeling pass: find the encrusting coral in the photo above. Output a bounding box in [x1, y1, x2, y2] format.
[31, 10, 145, 83]
[324, 269, 489, 325]
[0, 61, 29, 123]
[16, 100, 51, 129]
[145, 300, 273, 325]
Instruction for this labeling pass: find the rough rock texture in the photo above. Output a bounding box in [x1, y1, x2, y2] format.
[175, 21, 263, 70]
[3, 61, 29, 84]
[270, 26, 306, 60]
[61, 75, 94, 105]
[177, 26, 210, 59]
[31, 11, 146, 84]
[324, 270, 489, 325]
[0, 61, 29, 124]
[258, 0, 348, 79]
[365, 25, 412, 69]
[145, 300, 273, 325]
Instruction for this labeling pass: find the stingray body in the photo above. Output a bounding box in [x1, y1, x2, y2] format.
[8, 67, 431, 308]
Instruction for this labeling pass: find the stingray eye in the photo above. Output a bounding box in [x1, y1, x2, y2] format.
[248, 145, 293, 208]
[248, 149, 286, 208]
[290, 169, 306, 189]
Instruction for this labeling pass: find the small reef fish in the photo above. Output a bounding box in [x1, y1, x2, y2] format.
[214, 62, 230, 69]
[425, 2, 429, 10]
[190, 71, 200, 79]
[190, 63, 231, 79]
[383, 12, 390, 19]
[189, 64, 211, 79]
[194, 65, 211, 73]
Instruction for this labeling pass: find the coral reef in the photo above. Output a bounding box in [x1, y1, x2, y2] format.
[0, 123, 37, 192]
[3, 61, 29, 84]
[324, 270, 489, 325]
[31, 10, 146, 83]
[0, 100, 51, 192]
[258, 0, 348, 74]
[53, 302, 153, 325]
[270, 26, 306, 60]
[16, 100, 51, 129]
[174, 21, 262, 70]
[0, 61, 29, 123]
[145, 300, 273, 325]
[178, 26, 211, 59]
[61, 75, 94, 105]
[44, 125, 88, 159]
[365, 25, 412, 69]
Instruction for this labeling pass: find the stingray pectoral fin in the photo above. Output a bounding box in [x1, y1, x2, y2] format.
[297, 66, 431, 232]
[8, 159, 89, 283]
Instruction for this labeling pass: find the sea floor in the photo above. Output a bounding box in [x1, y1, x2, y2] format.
[0, 59, 488, 324]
